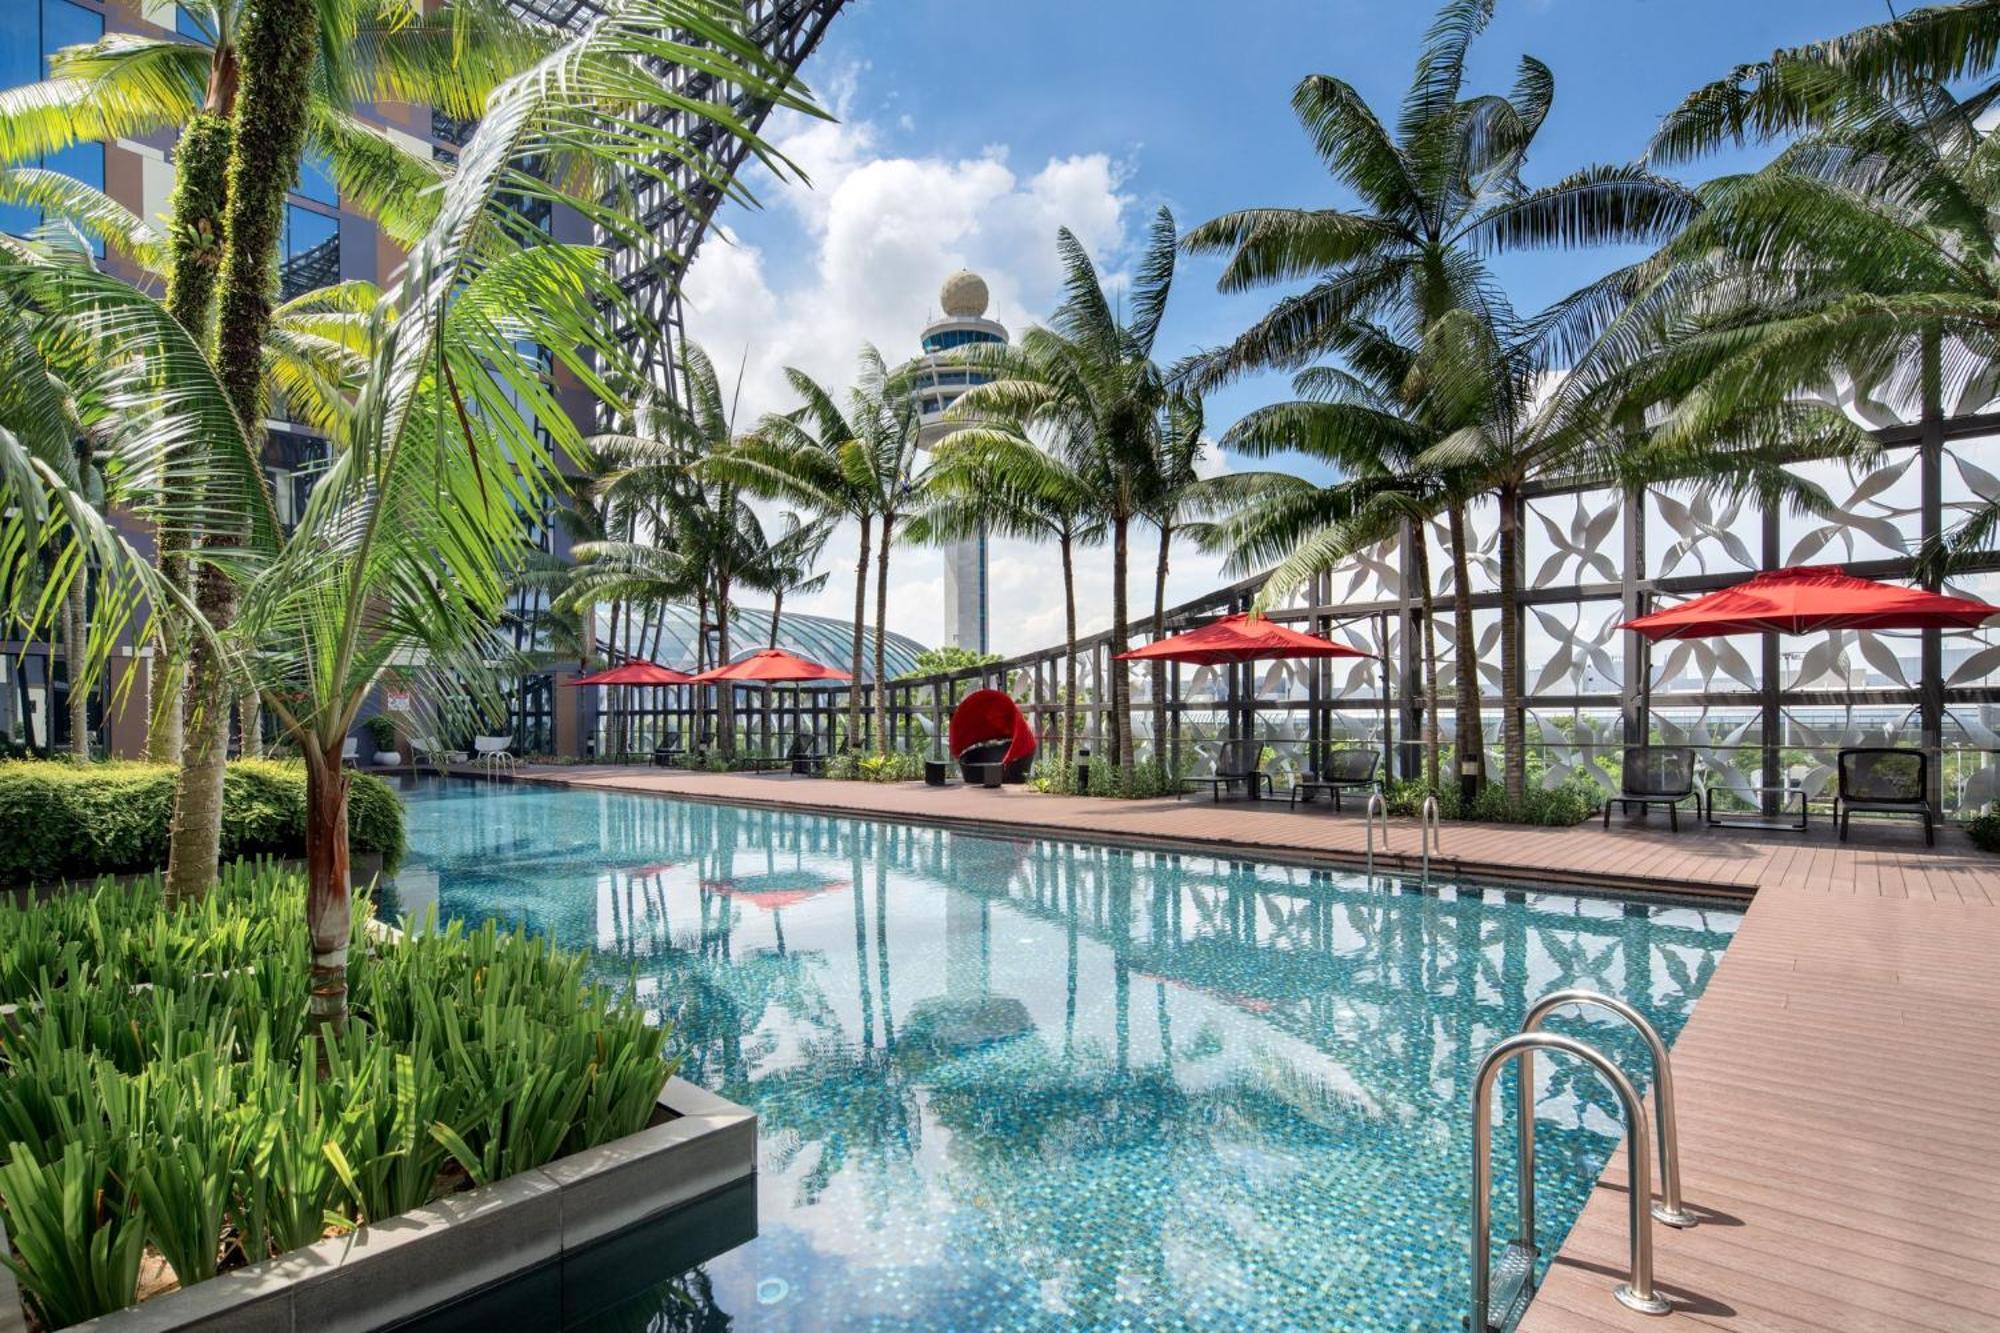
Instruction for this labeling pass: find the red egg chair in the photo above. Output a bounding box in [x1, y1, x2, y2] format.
[948, 688, 1038, 783]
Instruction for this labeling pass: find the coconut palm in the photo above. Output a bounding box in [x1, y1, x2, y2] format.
[721, 349, 923, 754]
[906, 429, 1103, 768]
[949, 208, 1184, 773]
[753, 512, 836, 649]
[1181, 0, 1693, 794]
[0, 0, 821, 1031]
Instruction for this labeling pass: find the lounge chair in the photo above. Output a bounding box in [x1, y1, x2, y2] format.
[471, 735, 515, 774]
[651, 732, 683, 768]
[1835, 747, 1933, 845]
[1180, 737, 1274, 803]
[789, 736, 828, 776]
[1290, 748, 1381, 810]
[340, 737, 359, 768]
[412, 736, 467, 770]
[1602, 746, 1697, 831]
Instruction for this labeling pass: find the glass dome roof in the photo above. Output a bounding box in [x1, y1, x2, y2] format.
[595, 603, 928, 684]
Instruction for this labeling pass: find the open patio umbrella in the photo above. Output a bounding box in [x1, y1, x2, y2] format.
[1116, 612, 1372, 778]
[563, 661, 695, 686]
[691, 647, 852, 684]
[1618, 565, 1997, 640]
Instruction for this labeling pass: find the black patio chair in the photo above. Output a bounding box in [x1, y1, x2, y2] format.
[650, 731, 682, 768]
[789, 735, 828, 776]
[1179, 737, 1274, 803]
[1835, 747, 1933, 845]
[1290, 749, 1381, 810]
[1602, 746, 1698, 831]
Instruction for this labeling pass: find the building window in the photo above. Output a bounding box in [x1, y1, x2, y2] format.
[280, 204, 339, 301]
[920, 328, 1003, 353]
[294, 147, 337, 207]
[0, 1, 107, 252]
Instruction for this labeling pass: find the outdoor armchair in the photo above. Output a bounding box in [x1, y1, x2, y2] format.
[1834, 747, 1933, 846]
[1602, 746, 1697, 831]
[1289, 749, 1381, 810]
[1180, 737, 1274, 803]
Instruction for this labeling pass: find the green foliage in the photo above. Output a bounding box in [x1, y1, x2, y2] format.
[896, 646, 1003, 680]
[1031, 757, 1184, 800]
[824, 750, 924, 783]
[1382, 777, 1599, 827]
[0, 761, 404, 886]
[0, 865, 675, 1323]
[360, 715, 399, 754]
[1967, 812, 2000, 854]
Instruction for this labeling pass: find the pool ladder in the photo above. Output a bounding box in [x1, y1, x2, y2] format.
[1470, 990, 1696, 1332]
[1419, 794, 1441, 886]
[1363, 790, 1388, 879]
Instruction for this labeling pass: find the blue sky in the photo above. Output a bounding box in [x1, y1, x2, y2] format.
[683, 0, 1895, 651]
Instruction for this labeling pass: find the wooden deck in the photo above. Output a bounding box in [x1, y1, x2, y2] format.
[504, 764, 2000, 1331]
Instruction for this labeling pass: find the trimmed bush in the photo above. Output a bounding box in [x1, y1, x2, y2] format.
[0, 760, 404, 885]
[1968, 812, 2000, 853]
[0, 864, 674, 1326]
[1384, 777, 1600, 826]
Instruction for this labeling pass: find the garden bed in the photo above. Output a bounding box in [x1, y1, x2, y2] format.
[0, 864, 736, 1330]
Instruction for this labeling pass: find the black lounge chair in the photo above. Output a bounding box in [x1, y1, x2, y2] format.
[1180, 737, 1274, 803]
[789, 736, 828, 776]
[1602, 746, 1697, 831]
[1290, 749, 1381, 809]
[651, 732, 682, 768]
[1835, 747, 1933, 845]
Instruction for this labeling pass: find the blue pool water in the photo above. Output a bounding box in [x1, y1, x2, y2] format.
[389, 778, 1739, 1331]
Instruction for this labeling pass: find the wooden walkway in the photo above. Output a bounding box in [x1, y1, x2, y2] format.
[506, 765, 2000, 1331]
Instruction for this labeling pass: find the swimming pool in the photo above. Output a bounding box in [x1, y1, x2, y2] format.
[390, 777, 1739, 1331]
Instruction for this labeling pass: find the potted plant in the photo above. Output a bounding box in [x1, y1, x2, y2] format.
[362, 713, 402, 767]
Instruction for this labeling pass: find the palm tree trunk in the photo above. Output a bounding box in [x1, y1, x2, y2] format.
[167, 0, 318, 906]
[1061, 531, 1078, 771]
[1150, 520, 1170, 765]
[873, 512, 893, 755]
[715, 575, 734, 758]
[147, 113, 233, 768]
[1110, 509, 1132, 773]
[1446, 502, 1485, 795]
[63, 577, 88, 761]
[848, 514, 871, 752]
[303, 745, 351, 1037]
[238, 692, 262, 759]
[1412, 525, 1439, 790]
[1498, 482, 1525, 805]
[769, 589, 783, 649]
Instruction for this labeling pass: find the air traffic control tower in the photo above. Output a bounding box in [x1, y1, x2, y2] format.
[914, 270, 1008, 652]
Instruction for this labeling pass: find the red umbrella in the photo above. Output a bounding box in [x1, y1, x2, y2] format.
[1619, 565, 1998, 641]
[1115, 612, 1371, 664]
[564, 661, 695, 686]
[692, 648, 852, 684]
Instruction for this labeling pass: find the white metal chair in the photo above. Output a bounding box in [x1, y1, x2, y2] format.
[340, 737, 359, 768]
[472, 735, 516, 775]
[412, 736, 468, 772]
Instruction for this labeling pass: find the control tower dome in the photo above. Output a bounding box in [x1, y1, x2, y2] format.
[914, 271, 1009, 652]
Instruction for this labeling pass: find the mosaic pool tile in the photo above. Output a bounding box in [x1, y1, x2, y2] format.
[393, 777, 1739, 1331]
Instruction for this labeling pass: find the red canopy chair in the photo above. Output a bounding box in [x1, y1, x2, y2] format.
[949, 689, 1038, 783]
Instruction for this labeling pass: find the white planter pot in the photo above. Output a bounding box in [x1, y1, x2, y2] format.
[373, 750, 402, 766]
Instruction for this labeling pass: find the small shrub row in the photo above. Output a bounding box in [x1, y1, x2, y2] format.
[822, 750, 925, 783]
[1382, 777, 1601, 826]
[0, 761, 403, 886]
[1031, 757, 1185, 800]
[0, 863, 674, 1328]
[1967, 811, 2000, 853]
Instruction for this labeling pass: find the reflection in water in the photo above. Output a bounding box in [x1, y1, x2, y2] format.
[393, 778, 1739, 1331]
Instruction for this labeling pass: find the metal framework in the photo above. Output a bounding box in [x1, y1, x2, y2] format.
[504, 0, 849, 402]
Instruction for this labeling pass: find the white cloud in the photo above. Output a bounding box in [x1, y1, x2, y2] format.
[681, 73, 1237, 655]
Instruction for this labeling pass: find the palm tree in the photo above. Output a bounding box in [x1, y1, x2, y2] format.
[1139, 393, 1209, 758]
[950, 208, 1184, 773]
[753, 512, 835, 648]
[0, 0, 822, 1029]
[906, 429, 1103, 768]
[1181, 0, 1693, 797]
[1198, 323, 1485, 791]
[722, 349, 922, 754]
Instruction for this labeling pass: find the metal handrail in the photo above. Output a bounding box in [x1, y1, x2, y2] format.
[1364, 790, 1388, 878]
[1522, 990, 1697, 1230]
[1472, 1032, 1672, 1331]
[1419, 794, 1440, 886]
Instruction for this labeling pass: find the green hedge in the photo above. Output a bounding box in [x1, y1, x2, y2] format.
[1968, 812, 2000, 854]
[0, 760, 404, 885]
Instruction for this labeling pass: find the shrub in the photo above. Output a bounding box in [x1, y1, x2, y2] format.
[824, 749, 923, 783]
[1968, 812, 2000, 853]
[1383, 776, 1599, 827]
[360, 714, 398, 753]
[0, 863, 675, 1325]
[1031, 756, 1184, 799]
[0, 761, 404, 885]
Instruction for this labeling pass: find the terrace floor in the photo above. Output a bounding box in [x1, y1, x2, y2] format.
[502, 763, 2000, 1332]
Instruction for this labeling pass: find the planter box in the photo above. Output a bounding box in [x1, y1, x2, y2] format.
[70, 1078, 755, 1333]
